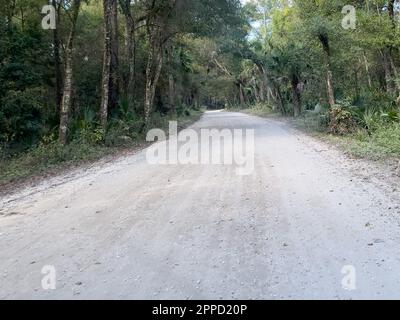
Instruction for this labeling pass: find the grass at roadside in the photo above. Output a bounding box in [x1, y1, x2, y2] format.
[291, 115, 400, 161]
[238, 104, 400, 163]
[0, 109, 204, 189]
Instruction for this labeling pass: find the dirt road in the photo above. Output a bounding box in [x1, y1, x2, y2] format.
[1, 111, 400, 299]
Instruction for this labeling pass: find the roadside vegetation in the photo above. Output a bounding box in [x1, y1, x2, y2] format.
[293, 104, 400, 161]
[0, 108, 203, 187]
[231, 1, 400, 163]
[241, 101, 400, 161]
[0, 0, 246, 186]
[1, 0, 400, 187]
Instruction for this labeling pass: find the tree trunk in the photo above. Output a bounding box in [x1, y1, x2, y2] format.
[252, 76, 260, 103]
[152, 50, 163, 108]
[168, 73, 175, 113]
[100, 0, 118, 129]
[386, 1, 398, 97]
[256, 65, 269, 103]
[354, 67, 360, 100]
[167, 44, 176, 115]
[387, 0, 397, 75]
[144, 30, 164, 124]
[143, 0, 178, 123]
[59, 0, 81, 145]
[144, 43, 154, 123]
[239, 82, 245, 107]
[110, 0, 119, 112]
[259, 78, 265, 102]
[319, 33, 335, 108]
[120, 0, 136, 104]
[388, 0, 400, 106]
[291, 74, 301, 117]
[389, 53, 400, 92]
[52, 0, 62, 114]
[326, 67, 335, 107]
[100, 0, 113, 129]
[388, 0, 396, 26]
[390, 55, 400, 108]
[362, 51, 372, 89]
[380, 49, 396, 96]
[275, 84, 285, 115]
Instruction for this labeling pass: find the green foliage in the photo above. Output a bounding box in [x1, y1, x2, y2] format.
[0, 107, 203, 186]
[360, 107, 379, 132]
[371, 124, 400, 155]
[0, 89, 43, 145]
[380, 109, 399, 123]
[242, 0, 400, 161]
[2, 0, 400, 184]
[0, 0, 241, 155]
[0, 136, 107, 186]
[334, 123, 400, 160]
[0, 16, 52, 148]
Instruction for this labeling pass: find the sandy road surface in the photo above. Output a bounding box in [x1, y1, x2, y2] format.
[1, 111, 400, 299]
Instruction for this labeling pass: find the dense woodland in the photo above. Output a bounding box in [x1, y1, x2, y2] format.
[1, 0, 400, 182]
[0, 0, 246, 150]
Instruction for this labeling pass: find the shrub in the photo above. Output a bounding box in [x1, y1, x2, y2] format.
[357, 107, 379, 133]
[176, 104, 193, 117]
[104, 119, 134, 147]
[329, 104, 357, 135]
[380, 109, 399, 124]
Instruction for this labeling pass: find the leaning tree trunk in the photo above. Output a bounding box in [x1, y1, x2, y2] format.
[150, 49, 163, 119]
[252, 60, 273, 105]
[143, 0, 177, 123]
[261, 66, 273, 105]
[325, 59, 335, 108]
[319, 33, 335, 108]
[59, 0, 81, 145]
[256, 64, 268, 103]
[144, 29, 164, 124]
